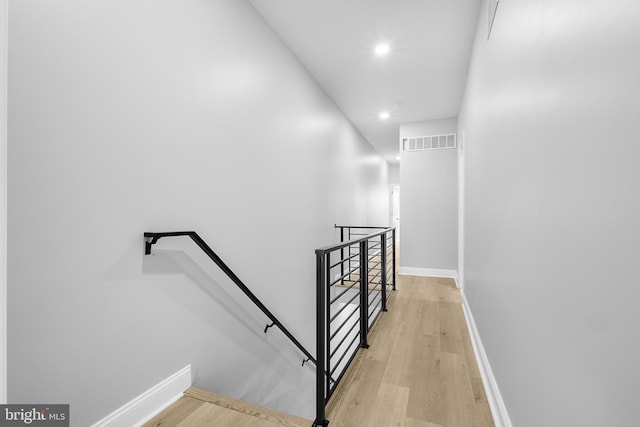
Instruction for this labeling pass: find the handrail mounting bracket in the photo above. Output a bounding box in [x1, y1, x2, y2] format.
[144, 233, 162, 255]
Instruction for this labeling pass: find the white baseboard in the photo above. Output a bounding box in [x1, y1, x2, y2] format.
[399, 266, 458, 281]
[460, 294, 512, 427]
[90, 365, 191, 427]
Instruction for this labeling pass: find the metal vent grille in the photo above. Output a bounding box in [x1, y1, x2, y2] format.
[402, 133, 457, 151]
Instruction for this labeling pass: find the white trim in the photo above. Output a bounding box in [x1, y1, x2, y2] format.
[90, 365, 192, 427]
[460, 294, 512, 427]
[398, 266, 458, 280]
[0, 0, 8, 404]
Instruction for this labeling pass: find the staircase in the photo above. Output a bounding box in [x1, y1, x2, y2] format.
[143, 226, 397, 426]
[144, 388, 312, 427]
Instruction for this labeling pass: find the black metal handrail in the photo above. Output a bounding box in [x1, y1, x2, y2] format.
[143, 231, 317, 369]
[314, 226, 396, 426]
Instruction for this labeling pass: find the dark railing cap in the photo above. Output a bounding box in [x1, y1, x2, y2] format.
[315, 226, 395, 255]
[334, 225, 391, 229]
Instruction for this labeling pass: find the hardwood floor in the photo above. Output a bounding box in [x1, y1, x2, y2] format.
[143, 387, 312, 427]
[144, 274, 494, 426]
[325, 275, 494, 427]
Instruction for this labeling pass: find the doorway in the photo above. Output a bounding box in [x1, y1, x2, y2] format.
[390, 185, 400, 242]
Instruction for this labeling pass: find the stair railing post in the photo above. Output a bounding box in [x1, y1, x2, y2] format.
[314, 251, 328, 427]
[392, 228, 397, 291]
[380, 234, 387, 312]
[359, 240, 370, 349]
[325, 251, 332, 399]
[340, 227, 345, 286]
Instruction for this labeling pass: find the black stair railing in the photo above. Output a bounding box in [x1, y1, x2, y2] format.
[145, 227, 396, 427]
[313, 226, 396, 426]
[143, 231, 317, 369]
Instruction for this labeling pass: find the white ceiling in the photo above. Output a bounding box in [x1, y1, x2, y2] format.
[249, 0, 482, 163]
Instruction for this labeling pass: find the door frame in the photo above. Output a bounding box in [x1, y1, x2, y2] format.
[390, 184, 400, 241]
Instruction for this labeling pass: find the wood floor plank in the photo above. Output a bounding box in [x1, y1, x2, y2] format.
[470, 376, 495, 427]
[325, 358, 387, 427]
[438, 302, 464, 355]
[403, 335, 442, 424]
[366, 308, 400, 362]
[143, 397, 205, 427]
[177, 402, 281, 427]
[440, 353, 477, 427]
[379, 317, 415, 386]
[405, 417, 443, 427]
[410, 276, 461, 304]
[324, 350, 366, 417]
[433, 278, 462, 304]
[459, 322, 494, 425]
[184, 387, 312, 427]
[378, 292, 433, 388]
[368, 382, 410, 427]
[421, 299, 440, 338]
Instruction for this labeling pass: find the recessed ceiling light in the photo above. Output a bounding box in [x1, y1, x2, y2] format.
[396, 156, 401, 161]
[379, 112, 390, 119]
[375, 43, 390, 55]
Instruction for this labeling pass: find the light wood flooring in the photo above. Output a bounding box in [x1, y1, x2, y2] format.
[325, 275, 494, 427]
[144, 274, 494, 426]
[143, 387, 312, 427]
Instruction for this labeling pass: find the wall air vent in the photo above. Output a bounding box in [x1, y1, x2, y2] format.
[402, 133, 456, 152]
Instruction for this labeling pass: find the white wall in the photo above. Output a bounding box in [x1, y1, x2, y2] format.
[399, 119, 458, 274]
[0, 0, 7, 404]
[7, 0, 388, 424]
[459, 1, 640, 426]
[388, 163, 399, 185]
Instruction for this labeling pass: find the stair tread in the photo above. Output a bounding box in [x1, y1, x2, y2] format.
[184, 387, 312, 427]
[144, 396, 204, 427]
[144, 388, 312, 427]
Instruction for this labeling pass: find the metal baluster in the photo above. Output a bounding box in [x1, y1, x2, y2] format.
[380, 233, 387, 312]
[359, 240, 369, 349]
[392, 228, 397, 291]
[325, 251, 331, 400]
[340, 227, 345, 286]
[315, 252, 328, 427]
